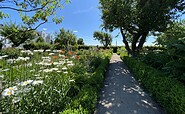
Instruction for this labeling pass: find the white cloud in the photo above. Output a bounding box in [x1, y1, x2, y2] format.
[73, 6, 94, 14]
[43, 28, 47, 31]
[73, 30, 78, 33]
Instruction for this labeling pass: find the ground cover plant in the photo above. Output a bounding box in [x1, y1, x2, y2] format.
[0, 48, 112, 113]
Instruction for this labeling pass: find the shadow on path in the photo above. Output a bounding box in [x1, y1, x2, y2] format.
[95, 54, 163, 114]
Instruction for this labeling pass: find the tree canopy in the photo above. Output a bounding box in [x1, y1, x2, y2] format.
[0, 0, 70, 30]
[54, 28, 77, 49]
[0, 23, 37, 47]
[155, 20, 185, 46]
[99, 0, 185, 56]
[77, 38, 84, 45]
[93, 31, 112, 48]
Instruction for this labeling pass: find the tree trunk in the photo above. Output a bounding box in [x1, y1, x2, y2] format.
[137, 31, 149, 54]
[132, 33, 142, 57]
[120, 27, 131, 55]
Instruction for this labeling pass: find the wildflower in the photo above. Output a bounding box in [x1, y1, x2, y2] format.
[67, 61, 73, 64]
[2, 68, 10, 72]
[69, 80, 75, 82]
[0, 74, 4, 78]
[62, 67, 67, 70]
[42, 56, 50, 59]
[53, 62, 59, 65]
[20, 80, 33, 86]
[2, 86, 18, 97]
[1, 55, 8, 58]
[68, 51, 73, 55]
[12, 97, 21, 103]
[46, 49, 51, 52]
[43, 69, 53, 73]
[68, 63, 74, 66]
[61, 50, 65, 54]
[49, 53, 55, 56]
[76, 56, 80, 60]
[7, 59, 14, 64]
[64, 71, 68, 74]
[32, 80, 43, 85]
[53, 56, 59, 59]
[51, 68, 59, 71]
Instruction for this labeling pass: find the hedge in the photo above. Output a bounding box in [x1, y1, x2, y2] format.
[61, 57, 110, 114]
[122, 56, 185, 114]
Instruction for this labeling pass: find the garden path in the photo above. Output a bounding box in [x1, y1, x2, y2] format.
[95, 53, 163, 114]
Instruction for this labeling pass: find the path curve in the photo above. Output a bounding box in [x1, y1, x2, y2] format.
[95, 53, 163, 114]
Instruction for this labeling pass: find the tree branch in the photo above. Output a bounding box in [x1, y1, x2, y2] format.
[120, 27, 131, 55]
[0, 1, 50, 12]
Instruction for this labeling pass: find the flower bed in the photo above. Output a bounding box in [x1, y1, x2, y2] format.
[0, 49, 112, 113]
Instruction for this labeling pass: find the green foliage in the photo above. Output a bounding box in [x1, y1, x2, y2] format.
[77, 38, 84, 45]
[0, 48, 20, 59]
[0, 23, 37, 47]
[141, 39, 185, 83]
[0, 0, 69, 29]
[54, 28, 77, 49]
[99, 0, 185, 56]
[93, 31, 112, 48]
[36, 36, 45, 43]
[61, 53, 111, 114]
[122, 56, 185, 114]
[23, 42, 52, 50]
[155, 20, 185, 46]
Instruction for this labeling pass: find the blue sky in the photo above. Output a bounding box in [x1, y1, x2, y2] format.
[0, 0, 185, 46]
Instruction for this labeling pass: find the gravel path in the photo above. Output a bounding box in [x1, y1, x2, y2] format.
[95, 53, 163, 114]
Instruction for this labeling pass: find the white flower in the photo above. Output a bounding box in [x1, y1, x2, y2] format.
[43, 69, 53, 73]
[2, 86, 18, 97]
[64, 71, 68, 74]
[12, 97, 21, 103]
[32, 80, 43, 85]
[67, 63, 74, 66]
[45, 49, 51, 52]
[1, 55, 8, 58]
[67, 61, 73, 64]
[69, 80, 75, 82]
[0, 74, 4, 78]
[57, 71, 61, 73]
[51, 68, 59, 71]
[7, 59, 14, 64]
[62, 67, 67, 70]
[2, 68, 10, 72]
[49, 53, 55, 55]
[42, 56, 50, 59]
[59, 54, 65, 57]
[20, 80, 33, 86]
[53, 62, 59, 65]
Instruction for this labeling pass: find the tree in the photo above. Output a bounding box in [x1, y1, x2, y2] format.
[0, 23, 37, 47]
[99, 0, 185, 56]
[93, 31, 112, 48]
[77, 38, 84, 45]
[54, 28, 77, 49]
[155, 20, 185, 46]
[36, 36, 45, 43]
[0, 0, 70, 29]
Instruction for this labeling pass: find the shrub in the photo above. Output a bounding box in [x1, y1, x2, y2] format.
[122, 56, 185, 114]
[61, 56, 110, 114]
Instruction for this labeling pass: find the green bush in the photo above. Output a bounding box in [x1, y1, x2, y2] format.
[0, 48, 20, 59]
[122, 56, 185, 114]
[23, 42, 52, 50]
[61, 56, 110, 114]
